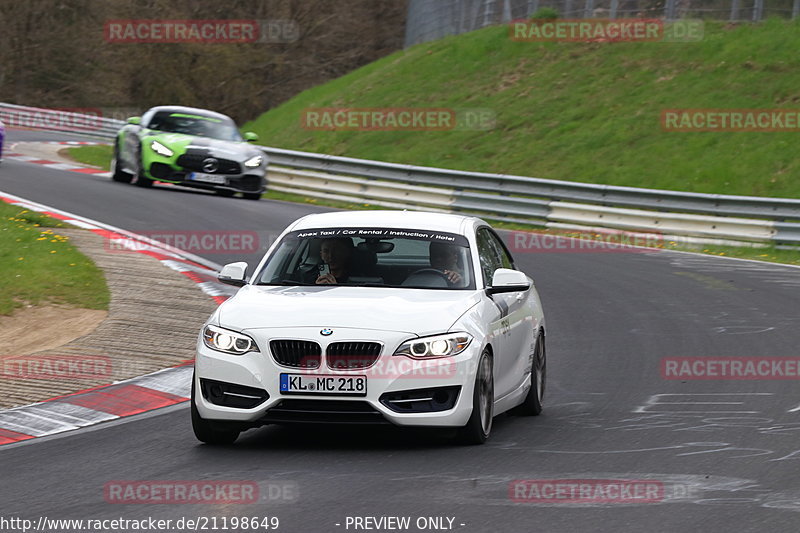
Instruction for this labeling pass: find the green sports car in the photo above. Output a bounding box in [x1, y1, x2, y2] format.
[112, 105, 267, 200]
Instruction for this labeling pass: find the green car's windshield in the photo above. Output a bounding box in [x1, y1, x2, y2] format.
[146, 112, 242, 142]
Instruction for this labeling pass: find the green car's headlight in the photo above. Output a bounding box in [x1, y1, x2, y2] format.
[150, 140, 174, 157]
[244, 155, 263, 168]
[394, 332, 472, 358]
[202, 325, 259, 355]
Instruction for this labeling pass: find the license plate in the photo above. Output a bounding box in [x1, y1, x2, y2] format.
[280, 373, 367, 396]
[189, 172, 226, 184]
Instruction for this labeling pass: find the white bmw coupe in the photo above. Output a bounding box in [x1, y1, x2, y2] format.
[192, 211, 546, 445]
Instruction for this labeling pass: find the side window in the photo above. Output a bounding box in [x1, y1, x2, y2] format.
[476, 228, 502, 285]
[488, 230, 514, 270]
[141, 109, 155, 129]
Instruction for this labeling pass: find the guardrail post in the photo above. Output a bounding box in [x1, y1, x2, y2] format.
[527, 0, 539, 16]
[482, 0, 494, 26]
[584, 0, 595, 18]
[730, 0, 740, 20]
[501, 0, 512, 22]
[609, 0, 618, 19]
[752, 0, 764, 21]
[793, 0, 800, 19]
[664, 0, 677, 20]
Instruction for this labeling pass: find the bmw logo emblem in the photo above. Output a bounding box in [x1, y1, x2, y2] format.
[320, 328, 333, 336]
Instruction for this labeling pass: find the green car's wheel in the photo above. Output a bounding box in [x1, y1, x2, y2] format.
[133, 144, 153, 188]
[111, 144, 132, 183]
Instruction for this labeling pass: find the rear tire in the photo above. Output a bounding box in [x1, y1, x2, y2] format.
[111, 144, 132, 183]
[456, 349, 493, 445]
[512, 334, 545, 416]
[191, 377, 241, 445]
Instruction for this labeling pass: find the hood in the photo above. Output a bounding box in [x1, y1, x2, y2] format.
[147, 132, 260, 161]
[218, 285, 481, 336]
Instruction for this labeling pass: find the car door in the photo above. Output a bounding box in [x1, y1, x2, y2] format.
[476, 228, 515, 399]
[483, 228, 534, 398]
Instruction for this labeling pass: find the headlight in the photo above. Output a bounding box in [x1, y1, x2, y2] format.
[150, 140, 174, 157]
[202, 325, 259, 355]
[394, 332, 472, 358]
[244, 155, 263, 168]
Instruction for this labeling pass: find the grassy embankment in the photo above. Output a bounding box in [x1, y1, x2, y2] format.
[0, 203, 109, 314]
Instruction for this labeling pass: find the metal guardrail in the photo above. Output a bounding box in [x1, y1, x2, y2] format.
[2, 102, 799, 246]
[0, 103, 124, 139]
[262, 146, 800, 221]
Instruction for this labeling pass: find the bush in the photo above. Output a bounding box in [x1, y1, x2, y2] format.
[530, 7, 559, 20]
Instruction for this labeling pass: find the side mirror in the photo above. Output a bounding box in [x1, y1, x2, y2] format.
[243, 132, 259, 143]
[487, 268, 530, 295]
[218, 261, 249, 287]
[127, 116, 142, 125]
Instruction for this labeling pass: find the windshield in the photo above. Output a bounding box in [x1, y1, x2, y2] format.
[255, 227, 475, 290]
[146, 111, 242, 141]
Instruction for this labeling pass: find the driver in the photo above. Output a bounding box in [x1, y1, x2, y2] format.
[429, 242, 463, 286]
[316, 238, 354, 284]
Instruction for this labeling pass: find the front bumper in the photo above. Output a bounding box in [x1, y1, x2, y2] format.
[146, 161, 266, 194]
[194, 326, 480, 428]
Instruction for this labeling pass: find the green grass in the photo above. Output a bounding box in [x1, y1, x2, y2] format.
[669, 242, 800, 266]
[0, 203, 110, 315]
[262, 190, 387, 211]
[242, 18, 800, 199]
[66, 145, 111, 170]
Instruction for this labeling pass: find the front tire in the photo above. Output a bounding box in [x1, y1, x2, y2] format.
[242, 192, 261, 201]
[456, 349, 493, 445]
[191, 377, 241, 445]
[111, 144, 132, 183]
[512, 334, 546, 416]
[132, 144, 153, 188]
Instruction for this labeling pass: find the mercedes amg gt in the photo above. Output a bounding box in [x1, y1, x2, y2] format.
[111, 105, 267, 199]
